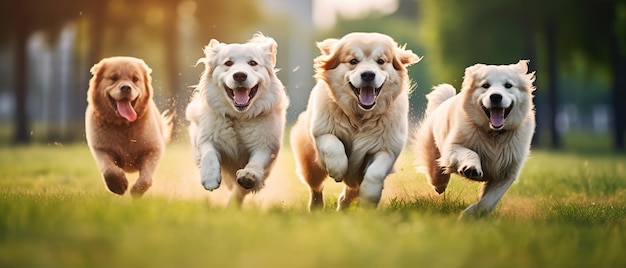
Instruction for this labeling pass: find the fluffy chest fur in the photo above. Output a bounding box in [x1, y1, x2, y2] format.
[86, 103, 164, 171]
[310, 83, 408, 179]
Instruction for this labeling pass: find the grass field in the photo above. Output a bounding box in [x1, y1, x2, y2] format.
[0, 136, 625, 268]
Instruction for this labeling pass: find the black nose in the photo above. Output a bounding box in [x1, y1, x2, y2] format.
[120, 84, 131, 93]
[361, 71, 375, 82]
[233, 72, 247, 82]
[490, 93, 503, 104]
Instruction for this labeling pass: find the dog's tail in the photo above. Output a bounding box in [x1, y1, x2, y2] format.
[161, 109, 175, 144]
[425, 84, 456, 117]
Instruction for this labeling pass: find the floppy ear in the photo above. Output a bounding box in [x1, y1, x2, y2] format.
[314, 38, 341, 71]
[392, 45, 422, 70]
[250, 32, 278, 67]
[461, 63, 485, 91]
[138, 59, 154, 98]
[88, 59, 106, 90]
[90, 61, 101, 75]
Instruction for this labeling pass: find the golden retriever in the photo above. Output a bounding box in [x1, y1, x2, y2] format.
[185, 33, 289, 206]
[413, 60, 536, 217]
[290, 32, 421, 210]
[86, 56, 173, 197]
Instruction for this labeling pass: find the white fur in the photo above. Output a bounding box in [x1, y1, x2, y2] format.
[186, 33, 289, 206]
[413, 60, 536, 218]
[291, 32, 421, 210]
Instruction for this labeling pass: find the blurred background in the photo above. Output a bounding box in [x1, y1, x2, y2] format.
[0, 0, 624, 151]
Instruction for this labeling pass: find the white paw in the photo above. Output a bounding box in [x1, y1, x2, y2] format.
[459, 202, 490, 219]
[358, 180, 383, 208]
[324, 154, 348, 182]
[200, 157, 221, 191]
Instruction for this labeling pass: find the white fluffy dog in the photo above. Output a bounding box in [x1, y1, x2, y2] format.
[186, 33, 289, 205]
[413, 60, 536, 217]
[291, 32, 421, 210]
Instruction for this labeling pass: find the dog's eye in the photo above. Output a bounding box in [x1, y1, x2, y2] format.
[504, 82, 513, 89]
[349, 59, 359, 65]
[376, 59, 385, 65]
[132, 77, 139, 83]
[248, 60, 258, 66]
[224, 60, 234, 67]
[110, 75, 119, 81]
[481, 83, 491, 89]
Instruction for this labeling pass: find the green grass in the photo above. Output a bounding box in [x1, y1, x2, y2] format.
[0, 139, 625, 268]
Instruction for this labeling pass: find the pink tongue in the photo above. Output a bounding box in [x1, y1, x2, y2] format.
[233, 88, 250, 105]
[116, 100, 137, 122]
[358, 87, 376, 106]
[489, 108, 505, 127]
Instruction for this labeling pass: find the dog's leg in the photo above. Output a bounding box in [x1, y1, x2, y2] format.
[359, 151, 395, 208]
[337, 185, 359, 210]
[130, 150, 161, 197]
[422, 131, 450, 193]
[199, 142, 222, 191]
[460, 174, 517, 218]
[228, 186, 249, 208]
[316, 134, 348, 182]
[92, 150, 128, 195]
[236, 149, 274, 191]
[440, 144, 483, 180]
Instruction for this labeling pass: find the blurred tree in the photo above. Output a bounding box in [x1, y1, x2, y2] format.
[0, 0, 82, 143]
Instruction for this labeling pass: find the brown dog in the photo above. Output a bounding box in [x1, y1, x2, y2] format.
[86, 56, 173, 197]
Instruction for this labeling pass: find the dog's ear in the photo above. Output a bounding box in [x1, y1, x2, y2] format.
[137, 58, 153, 98]
[392, 44, 422, 70]
[250, 32, 278, 67]
[90, 61, 102, 76]
[314, 38, 341, 71]
[461, 63, 486, 91]
[88, 59, 107, 91]
[197, 39, 223, 73]
[516, 59, 536, 92]
[317, 38, 338, 56]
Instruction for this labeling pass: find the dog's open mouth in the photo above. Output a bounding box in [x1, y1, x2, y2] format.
[225, 84, 259, 111]
[109, 96, 138, 122]
[349, 82, 383, 110]
[482, 102, 513, 129]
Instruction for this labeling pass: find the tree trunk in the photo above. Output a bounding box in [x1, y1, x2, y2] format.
[163, 1, 181, 138]
[546, 22, 561, 149]
[12, 2, 30, 144]
[611, 33, 626, 151]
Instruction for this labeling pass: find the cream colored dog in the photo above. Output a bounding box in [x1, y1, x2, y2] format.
[413, 60, 536, 217]
[186, 33, 288, 205]
[291, 32, 421, 210]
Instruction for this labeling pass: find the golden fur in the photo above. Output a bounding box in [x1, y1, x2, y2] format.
[186, 33, 288, 206]
[291, 32, 421, 210]
[413, 60, 536, 217]
[86, 56, 173, 197]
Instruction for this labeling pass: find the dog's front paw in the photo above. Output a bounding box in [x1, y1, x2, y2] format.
[458, 203, 491, 220]
[236, 168, 264, 191]
[200, 160, 221, 191]
[458, 165, 483, 180]
[325, 155, 348, 182]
